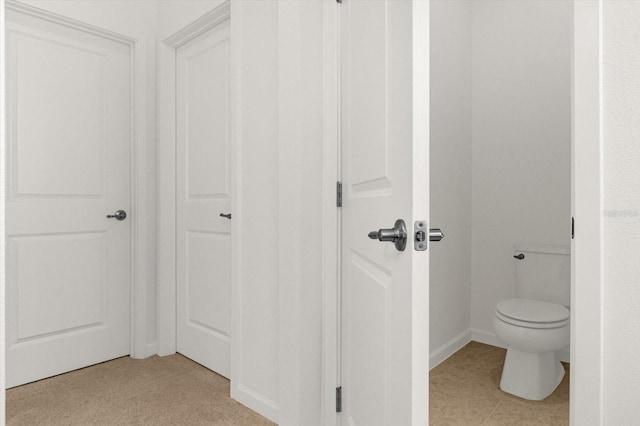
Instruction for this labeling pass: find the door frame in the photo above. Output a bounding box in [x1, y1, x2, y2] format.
[1, 0, 153, 363]
[156, 0, 233, 363]
[320, 1, 605, 425]
[571, 0, 604, 424]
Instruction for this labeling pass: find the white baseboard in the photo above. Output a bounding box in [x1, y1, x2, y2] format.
[471, 328, 570, 363]
[231, 383, 279, 424]
[471, 328, 505, 349]
[145, 342, 158, 358]
[430, 329, 472, 370]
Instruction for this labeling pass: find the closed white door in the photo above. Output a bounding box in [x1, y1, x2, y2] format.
[5, 11, 131, 388]
[339, 1, 429, 425]
[176, 20, 232, 377]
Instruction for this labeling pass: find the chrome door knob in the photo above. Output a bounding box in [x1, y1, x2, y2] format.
[429, 228, 444, 242]
[106, 210, 127, 221]
[368, 219, 407, 251]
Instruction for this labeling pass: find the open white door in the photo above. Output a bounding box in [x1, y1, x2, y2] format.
[176, 20, 232, 378]
[339, 1, 429, 425]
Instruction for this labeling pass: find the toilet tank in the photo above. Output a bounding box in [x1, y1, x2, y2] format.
[514, 243, 571, 307]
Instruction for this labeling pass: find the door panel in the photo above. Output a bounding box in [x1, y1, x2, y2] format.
[176, 20, 231, 377]
[5, 10, 131, 388]
[340, 1, 429, 425]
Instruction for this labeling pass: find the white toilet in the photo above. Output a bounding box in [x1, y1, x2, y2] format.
[493, 244, 571, 401]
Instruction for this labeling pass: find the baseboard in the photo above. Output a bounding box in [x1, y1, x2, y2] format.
[145, 342, 158, 358]
[471, 328, 505, 349]
[231, 383, 279, 424]
[471, 328, 570, 363]
[430, 329, 472, 370]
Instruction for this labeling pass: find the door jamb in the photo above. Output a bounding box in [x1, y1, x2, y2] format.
[3, 0, 153, 360]
[155, 0, 232, 358]
[320, 0, 339, 424]
[571, 1, 604, 424]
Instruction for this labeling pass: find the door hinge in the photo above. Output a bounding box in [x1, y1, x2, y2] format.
[571, 216, 575, 239]
[336, 181, 342, 207]
[336, 386, 342, 412]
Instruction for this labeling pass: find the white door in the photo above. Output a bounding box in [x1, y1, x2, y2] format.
[339, 1, 430, 425]
[176, 20, 232, 377]
[5, 10, 131, 388]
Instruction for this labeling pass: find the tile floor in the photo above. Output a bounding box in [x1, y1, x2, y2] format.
[430, 342, 569, 426]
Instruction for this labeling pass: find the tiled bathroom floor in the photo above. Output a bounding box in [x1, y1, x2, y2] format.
[430, 342, 569, 426]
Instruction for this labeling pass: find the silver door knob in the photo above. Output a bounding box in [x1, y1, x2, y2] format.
[368, 219, 407, 251]
[106, 210, 127, 221]
[429, 228, 444, 242]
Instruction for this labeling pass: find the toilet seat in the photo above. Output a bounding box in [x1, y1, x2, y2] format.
[495, 298, 570, 329]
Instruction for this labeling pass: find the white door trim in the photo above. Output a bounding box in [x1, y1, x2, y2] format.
[156, 0, 231, 358]
[320, 0, 340, 424]
[571, 1, 604, 424]
[2, 0, 152, 360]
[1, 0, 7, 407]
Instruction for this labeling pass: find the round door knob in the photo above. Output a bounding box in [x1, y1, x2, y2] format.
[367, 219, 407, 251]
[107, 210, 127, 221]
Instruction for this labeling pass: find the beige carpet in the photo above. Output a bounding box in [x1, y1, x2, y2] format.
[7, 354, 275, 425]
[430, 342, 569, 426]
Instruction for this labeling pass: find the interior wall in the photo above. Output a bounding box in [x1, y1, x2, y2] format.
[159, 2, 325, 423]
[158, 0, 224, 40]
[429, 0, 472, 368]
[603, 1, 640, 423]
[469, 0, 572, 342]
[14, 0, 160, 357]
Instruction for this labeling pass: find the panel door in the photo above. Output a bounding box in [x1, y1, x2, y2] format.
[339, 1, 430, 425]
[176, 20, 232, 377]
[5, 10, 131, 388]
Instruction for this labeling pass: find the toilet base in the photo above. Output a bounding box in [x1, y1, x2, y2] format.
[499, 348, 565, 401]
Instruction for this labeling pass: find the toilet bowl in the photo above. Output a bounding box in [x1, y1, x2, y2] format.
[493, 298, 570, 401]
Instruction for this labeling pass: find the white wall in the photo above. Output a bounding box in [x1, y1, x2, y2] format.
[158, 0, 224, 40]
[602, 1, 640, 423]
[429, 0, 472, 368]
[158, 2, 325, 423]
[469, 0, 572, 341]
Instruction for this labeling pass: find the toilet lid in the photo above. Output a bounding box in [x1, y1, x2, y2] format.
[496, 298, 570, 326]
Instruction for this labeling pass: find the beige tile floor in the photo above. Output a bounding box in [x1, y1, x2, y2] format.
[430, 342, 569, 426]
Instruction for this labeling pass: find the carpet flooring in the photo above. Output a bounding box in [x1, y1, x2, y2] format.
[6, 354, 275, 425]
[430, 341, 570, 425]
[7, 342, 569, 425]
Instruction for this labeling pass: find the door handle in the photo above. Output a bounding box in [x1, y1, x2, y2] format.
[106, 210, 127, 221]
[220, 213, 232, 219]
[368, 219, 407, 251]
[429, 228, 444, 242]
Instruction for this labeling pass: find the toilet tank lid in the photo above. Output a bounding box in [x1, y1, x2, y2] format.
[496, 298, 570, 324]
